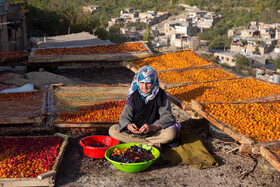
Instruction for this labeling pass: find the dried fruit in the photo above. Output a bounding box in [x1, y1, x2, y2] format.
[56, 100, 125, 122]
[110, 145, 154, 163]
[167, 78, 280, 103]
[0, 92, 33, 101]
[0, 51, 28, 60]
[158, 68, 238, 84]
[203, 102, 280, 142]
[132, 50, 214, 71]
[0, 137, 62, 178]
[35, 42, 149, 56]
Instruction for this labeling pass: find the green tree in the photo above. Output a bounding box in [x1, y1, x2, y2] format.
[94, 27, 109, 40]
[200, 53, 218, 63]
[240, 39, 248, 46]
[143, 24, 152, 48]
[253, 46, 261, 55]
[233, 53, 250, 66]
[269, 56, 280, 71]
[108, 26, 128, 43]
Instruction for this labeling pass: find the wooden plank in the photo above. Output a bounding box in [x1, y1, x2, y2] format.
[184, 109, 203, 119]
[28, 55, 152, 64]
[0, 178, 54, 187]
[38, 171, 56, 180]
[120, 61, 139, 73]
[51, 123, 114, 128]
[245, 92, 280, 102]
[0, 126, 55, 139]
[167, 92, 192, 110]
[0, 117, 44, 124]
[260, 146, 280, 172]
[239, 144, 261, 154]
[52, 133, 69, 172]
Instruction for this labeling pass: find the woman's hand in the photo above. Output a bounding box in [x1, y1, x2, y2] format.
[127, 123, 141, 134]
[139, 124, 162, 134]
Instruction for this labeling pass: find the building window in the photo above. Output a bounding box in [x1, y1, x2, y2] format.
[226, 58, 229, 61]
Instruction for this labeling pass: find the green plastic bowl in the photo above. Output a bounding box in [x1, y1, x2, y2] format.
[105, 143, 160, 173]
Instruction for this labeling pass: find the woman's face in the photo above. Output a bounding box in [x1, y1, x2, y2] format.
[138, 82, 153, 94]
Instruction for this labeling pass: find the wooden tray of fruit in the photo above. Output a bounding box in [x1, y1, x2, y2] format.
[0, 133, 68, 187]
[167, 77, 280, 112]
[48, 84, 128, 129]
[192, 100, 280, 145]
[28, 41, 152, 63]
[0, 51, 29, 63]
[157, 66, 241, 89]
[123, 49, 216, 72]
[0, 89, 48, 126]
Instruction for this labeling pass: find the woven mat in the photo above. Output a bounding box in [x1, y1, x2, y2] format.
[158, 128, 218, 169]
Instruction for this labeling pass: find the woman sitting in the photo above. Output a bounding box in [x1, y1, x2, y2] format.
[109, 65, 181, 149]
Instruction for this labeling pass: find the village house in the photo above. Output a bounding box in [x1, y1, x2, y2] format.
[187, 11, 222, 29]
[0, 0, 27, 52]
[108, 9, 169, 28]
[227, 21, 280, 56]
[240, 29, 259, 38]
[230, 37, 277, 55]
[170, 34, 209, 50]
[120, 8, 139, 20]
[120, 27, 140, 41]
[155, 10, 220, 49]
[82, 5, 101, 14]
[214, 51, 238, 67]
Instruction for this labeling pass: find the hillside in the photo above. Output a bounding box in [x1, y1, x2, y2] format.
[18, 0, 280, 47]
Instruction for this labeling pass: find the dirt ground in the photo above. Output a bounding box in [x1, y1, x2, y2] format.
[1, 66, 280, 187]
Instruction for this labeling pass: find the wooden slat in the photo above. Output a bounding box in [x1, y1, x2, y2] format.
[260, 146, 280, 172]
[0, 126, 55, 138]
[0, 116, 44, 124]
[53, 123, 114, 129]
[167, 92, 192, 110]
[120, 61, 138, 73]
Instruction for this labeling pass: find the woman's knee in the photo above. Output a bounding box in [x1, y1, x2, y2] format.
[108, 124, 119, 138]
[163, 128, 177, 142]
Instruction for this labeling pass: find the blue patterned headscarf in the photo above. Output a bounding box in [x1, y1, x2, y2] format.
[128, 66, 159, 104]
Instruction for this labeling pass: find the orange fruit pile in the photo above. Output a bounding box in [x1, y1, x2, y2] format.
[132, 50, 213, 71]
[167, 78, 280, 103]
[158, 68, 238, 84]
[0, 92, 34, 101]
[56, 100, 125, 122]
[0, 137, 62, 178]
[202, 102, 280, 142]
[0, 51, 28, 60]
[35, 42, 149, 56]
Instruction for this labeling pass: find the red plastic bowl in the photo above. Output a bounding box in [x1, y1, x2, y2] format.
[79, 135, 120, 158]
